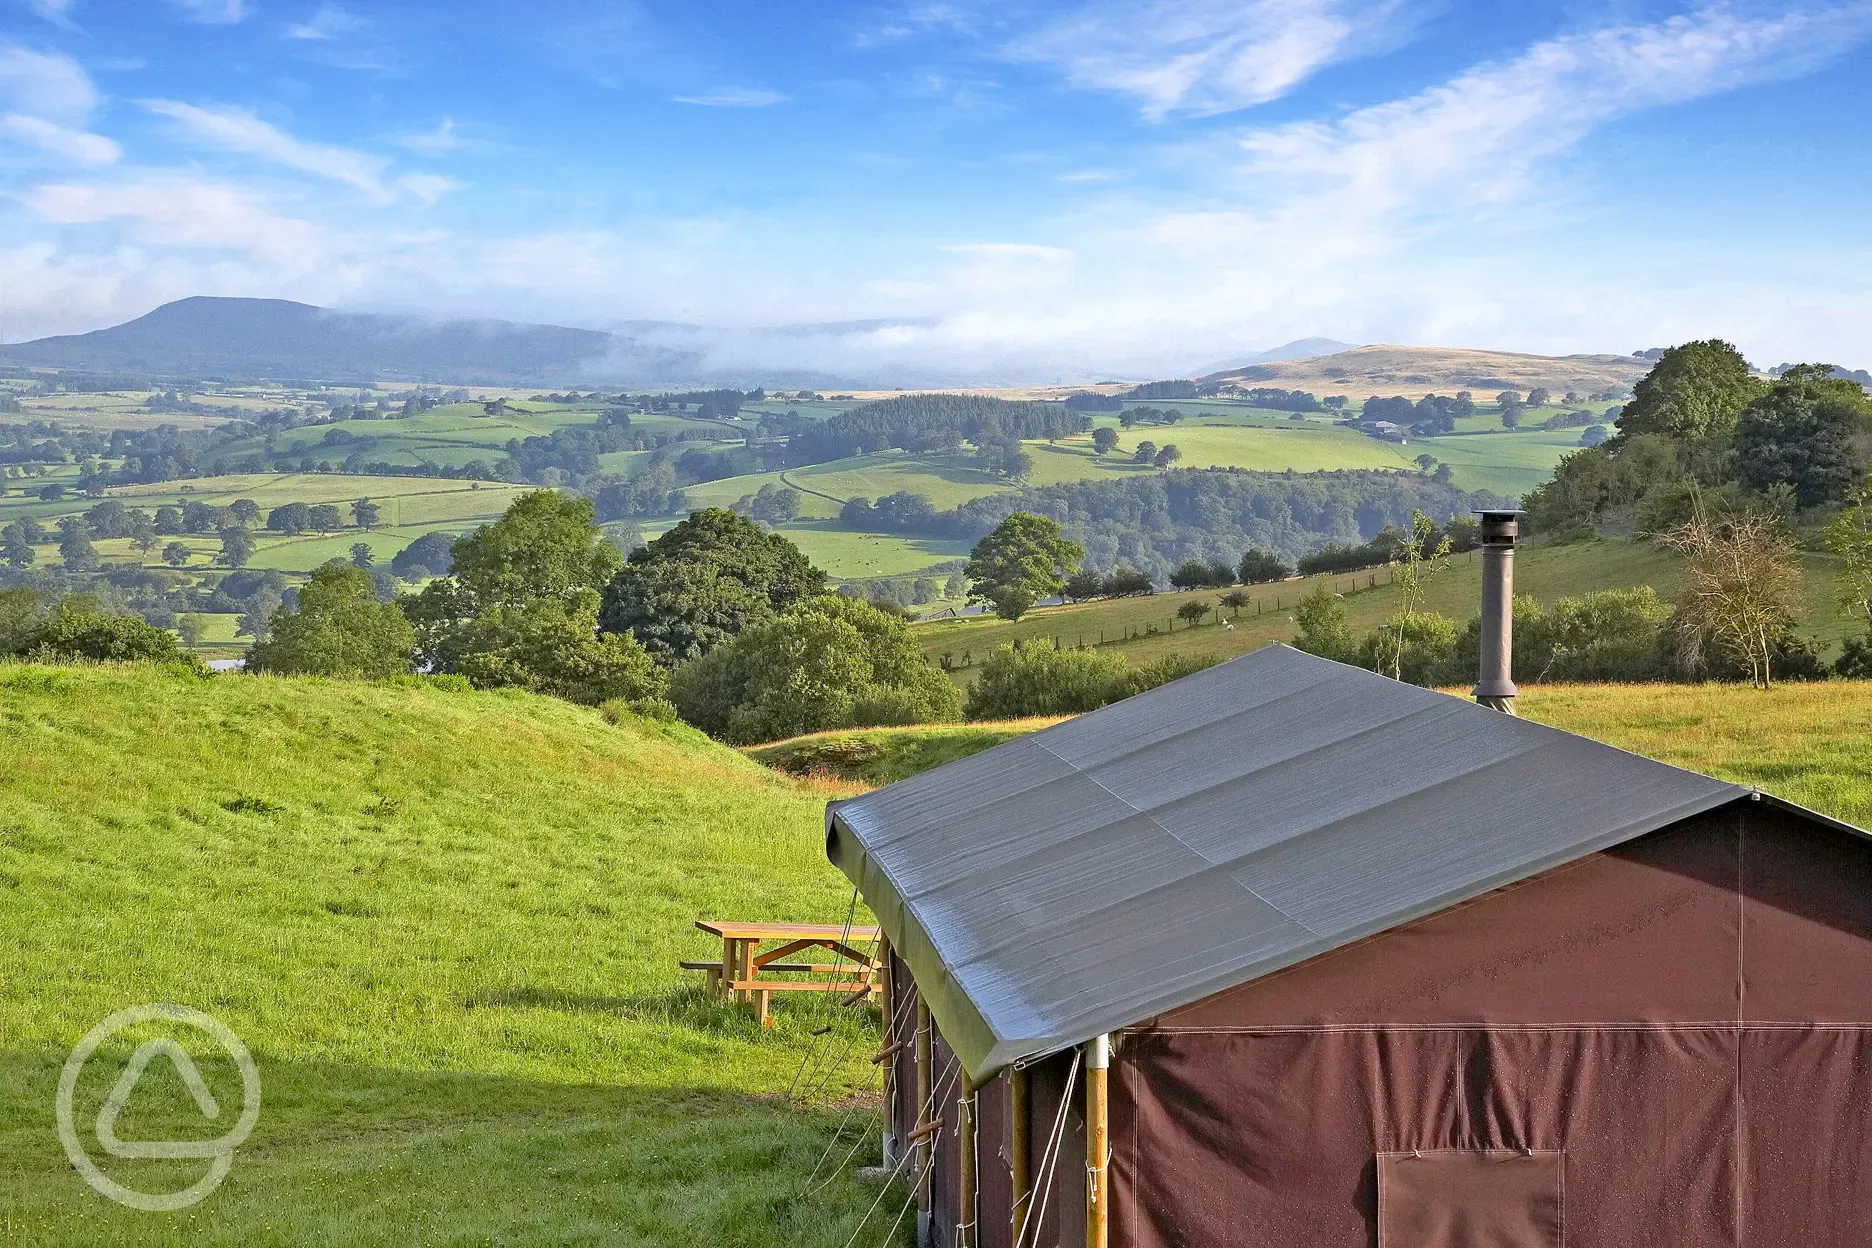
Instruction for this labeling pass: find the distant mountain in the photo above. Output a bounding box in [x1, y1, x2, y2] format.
[1193, 338, 1359, 375]
[1201, 344, 1650, 399]
[0, 297, 701, 385]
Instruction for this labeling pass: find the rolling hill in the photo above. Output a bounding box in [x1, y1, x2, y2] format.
[1205, 343, 1649, 398]
[0, 298, 699, 386]
[0, 666, 891, 1246]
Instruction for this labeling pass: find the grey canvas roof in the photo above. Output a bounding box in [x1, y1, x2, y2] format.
[826, 643, 1760, 1079]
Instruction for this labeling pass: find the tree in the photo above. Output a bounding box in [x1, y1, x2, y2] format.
[154, 505, 184, 535]
[1238, 549, 1289, 585]
[176, 614, 206, 647]
[1293, 584, 1356, 663]
[450, 491, 623, 612]
[352, 497, 382, 529]
[220, 527, 256, 569]
[1385, 510, 1451, 681]
[1220, 589, 1250, 612]
[1415, 454, 1437, 473]
[1735, 368, 1870, 508]
[670, 594, 961, 743]
[1616, 339, 1762, 445]
[1177, 599, 1210, 627]
[963, 512, 1083, 622]
[1132, 440, 1158, 464]
[599, 508, 827, 664]
[2, 522, 34, 569]
[746, 483, 800, 524]
[1828, 487, 1872, 637]
[390, 531, 456, 579]
[130, 514, 159, 558]
[1526, 387, 1552, 408]
[1100, 567, 1154, 596]
[449, 589, 667, 706]
[1497, 391, 1523, 428]
[1658, 501, 1803, 687]
[1091, 426, 1119, 456]
[1171, 559, 1218, 590]
[308, 503, 344, 533]
[58, 517, 99, 572]
[248, 564, 417, 678]
[268, 502, 312, 535]
[1063, 569, 1104, 601]
[1154, 444, 1182, 468]
[163, 541, 191, 568]
[350, 542, 376, 570]
[227, 498, 261, 528]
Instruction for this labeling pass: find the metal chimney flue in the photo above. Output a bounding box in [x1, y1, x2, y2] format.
[1473, 509, 1522, 714]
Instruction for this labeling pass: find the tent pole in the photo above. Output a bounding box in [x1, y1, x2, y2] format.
[878, 937, 895, 1162]
[1009, 1066, 1031, 1241]
[1086, 1033, 1110, 1248]
[915, 998, 933, 1223]
[958, 1071, 978, 1248]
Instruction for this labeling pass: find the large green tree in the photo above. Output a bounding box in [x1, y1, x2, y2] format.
[248, 564, 416, 678]
[964, 512, 1083, 621]
[1616, 339, 1762, 446]
[447, 490, 622, 612]
[450, 589, 667, 707]
[599, 508, 826, 664]
[1736, 365, 1871, 508]
[670, 594, 960, 743]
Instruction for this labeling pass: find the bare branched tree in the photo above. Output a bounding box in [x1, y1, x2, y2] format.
[1658, 501, 1802, 688]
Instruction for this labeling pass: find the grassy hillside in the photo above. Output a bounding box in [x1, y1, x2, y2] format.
[1205, 343, 1648, 399]
[748, 682, 1872, 829]
[0, 666, 894, 1247]
[912, 536, 1855, 679]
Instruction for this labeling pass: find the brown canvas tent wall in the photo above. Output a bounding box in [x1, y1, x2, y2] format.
[834, 646, 1872, 1247]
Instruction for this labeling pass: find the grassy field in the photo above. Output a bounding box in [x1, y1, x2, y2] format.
[911, 536, 1857, 678]
[0, 667, 897, 1247]
[743, 682, 1872, 827]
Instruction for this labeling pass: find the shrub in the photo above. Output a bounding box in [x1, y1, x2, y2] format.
[1836, 637, 1872, 679]
[5, 597, 200, 669]
[247, 564, 416, 678]
[962, 643, 1217, 720]
[670, 594, 960, 744]
[1357, 612, 1464, 688]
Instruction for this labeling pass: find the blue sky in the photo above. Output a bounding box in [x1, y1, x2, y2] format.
[1, 0, 1868, 381]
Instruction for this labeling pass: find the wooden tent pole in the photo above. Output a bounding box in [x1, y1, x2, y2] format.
[915, 998, 933, 1217]
[1009, 1066, 1032, 1242]
[958, 1071, 978, 1248]
[877, 937, 895, 1159]
[1086, 1033, 1110, 1248]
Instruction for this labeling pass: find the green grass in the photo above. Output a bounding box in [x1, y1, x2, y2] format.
[743, 683, 1872, 829]
[0, 666, 899, 1246]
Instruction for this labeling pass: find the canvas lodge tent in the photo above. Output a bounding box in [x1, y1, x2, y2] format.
[826, 642, 1872, 1247]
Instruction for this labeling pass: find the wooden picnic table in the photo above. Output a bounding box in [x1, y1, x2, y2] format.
[689, 920, 882, 1027]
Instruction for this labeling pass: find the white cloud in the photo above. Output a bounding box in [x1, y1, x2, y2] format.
[0, 42, 101, 120]
[168, 0, 248, 24]
[18, 175, 327, 265]
[1007, 0, 1415, 119]
[941, 242, 1074, 260]
[671, 87, 789, 107]
[26, 0, 77, 27]
[284, 4, 362, 39]
[0, 113, 119, 164]
[391, 172, 460, 205]
[397, 117, 463, 154]
[141, 99, 405, 198]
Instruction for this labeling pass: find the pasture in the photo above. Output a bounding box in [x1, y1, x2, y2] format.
[743, 682, 1872, 828]
[911, 536, 1856, 678]
[0, 667, 894, 1247]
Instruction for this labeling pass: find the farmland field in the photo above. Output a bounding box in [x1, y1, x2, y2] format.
[0, 667, 893, 1247]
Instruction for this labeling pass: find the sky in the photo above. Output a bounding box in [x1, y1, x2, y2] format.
[0, 0, 1868, 382]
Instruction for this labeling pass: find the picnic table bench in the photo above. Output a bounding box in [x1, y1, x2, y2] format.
[685, 920, 882, 1026]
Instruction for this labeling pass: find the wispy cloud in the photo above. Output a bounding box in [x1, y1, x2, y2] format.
[284, 4, 362, 39]
[0, 43, 118, 165]
[168, 0, 248, 24]
[0, 42, 102, 119]
[941, 242, 1074, 260]
[1007, 0, 1417, 119]
[0, 113, 119, 164]
[397, 117, 464, 154]
[671, 87, 788, 108]
[25, 0, 78, 28]
[19, 175, 325, 264]
[140, 99, 413, 199]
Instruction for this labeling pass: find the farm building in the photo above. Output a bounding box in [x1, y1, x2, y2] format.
[826, 642, 1872, 1247]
